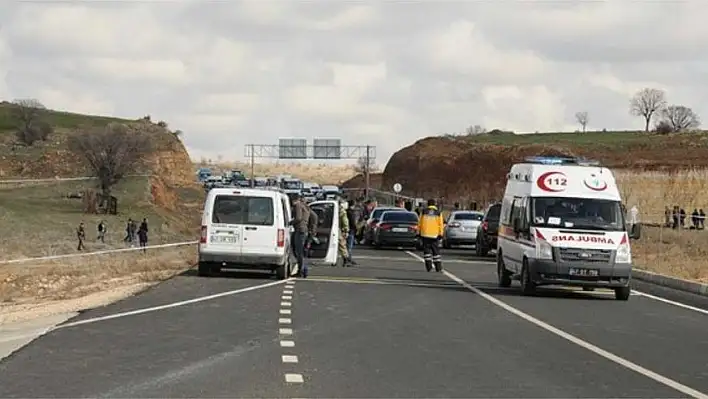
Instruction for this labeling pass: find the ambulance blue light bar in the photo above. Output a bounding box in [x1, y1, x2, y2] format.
[523, 156, 601, 167]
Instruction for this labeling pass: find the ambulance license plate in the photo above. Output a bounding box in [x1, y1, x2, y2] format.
[569, 268, 598, 277]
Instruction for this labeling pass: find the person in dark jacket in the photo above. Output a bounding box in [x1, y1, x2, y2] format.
[291, 193, 310, 278]
[306, 205, 319, 257]
[346, 200, 359, 265]
[138, 218, 148, 252]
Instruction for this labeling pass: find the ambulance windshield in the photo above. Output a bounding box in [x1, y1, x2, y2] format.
[531, 197, 625, 231]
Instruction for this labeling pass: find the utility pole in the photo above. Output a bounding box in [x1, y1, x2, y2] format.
[250, 144, 255, 188]
[364, 145, 371, 199]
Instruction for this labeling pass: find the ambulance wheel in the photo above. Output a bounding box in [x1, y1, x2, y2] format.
[520, 259, 536, 296]
[497, 254, 512, 288]
[615, 286, 631, 301]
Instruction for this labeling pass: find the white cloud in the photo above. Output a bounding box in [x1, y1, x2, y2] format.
[1, 1, 706, 169]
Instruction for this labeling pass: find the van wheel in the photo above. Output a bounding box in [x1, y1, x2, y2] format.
[198, 262, 212, 277]
[520, 260, 536, 296]
[276, 261, 289, 280]
[497, 254, 512, 288]
[614, 286, 630, 301]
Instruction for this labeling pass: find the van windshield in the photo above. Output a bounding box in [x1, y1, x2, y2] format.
[212, 195, 274, 226]
[531, 197, 625, 231]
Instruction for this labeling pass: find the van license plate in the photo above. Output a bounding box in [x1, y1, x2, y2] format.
[211, 235, 236, 243]
[569, 268, 598, 276]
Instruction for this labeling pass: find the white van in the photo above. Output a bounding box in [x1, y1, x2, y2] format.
[496, 156, 638, 301]
[198, 188, 341, 278]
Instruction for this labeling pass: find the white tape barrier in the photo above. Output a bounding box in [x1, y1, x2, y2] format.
[0, 241, 198, 265]
[0, 174, 152, 184]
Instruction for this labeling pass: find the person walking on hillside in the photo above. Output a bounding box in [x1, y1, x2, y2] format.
[291, 193, 310, 278]
[97, 220, 106, 243]
[77, 222, 86, 251]
[417, 199, 444, 272]
[138, 218, 149, 252]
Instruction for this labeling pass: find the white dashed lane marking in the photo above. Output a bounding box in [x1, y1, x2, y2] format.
[285, 373, 304, 383]
[279, 279, 303, 385]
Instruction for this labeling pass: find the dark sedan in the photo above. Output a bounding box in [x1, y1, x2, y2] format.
[372, 211, 419, 248]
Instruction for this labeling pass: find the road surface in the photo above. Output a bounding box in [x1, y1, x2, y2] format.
[0, 247, 707, 398]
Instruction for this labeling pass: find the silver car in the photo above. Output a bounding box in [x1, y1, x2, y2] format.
[443, 210, 484, 249]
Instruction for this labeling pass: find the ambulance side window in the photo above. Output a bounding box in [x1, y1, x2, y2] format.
[501, 197, 514, 226]
[510, 197, 522, 227]
[518, 197, 529, 232]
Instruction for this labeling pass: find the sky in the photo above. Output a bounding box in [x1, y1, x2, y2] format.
[1, 0, 707, 167]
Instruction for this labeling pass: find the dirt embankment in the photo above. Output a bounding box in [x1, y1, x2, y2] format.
[381, 134, 708, 204]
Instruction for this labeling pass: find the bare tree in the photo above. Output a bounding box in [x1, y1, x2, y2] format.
[629, 88, 667, 132]
[465, 125, 486, 135]
[354, 156, 378, 174]
[10, 98, 53, 145]
[68, 123, 154, 198]
[660, 105, 700, 132]
[575, 111, 589, 132]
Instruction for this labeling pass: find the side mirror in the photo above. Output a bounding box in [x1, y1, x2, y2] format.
[628, 223, 641, 240]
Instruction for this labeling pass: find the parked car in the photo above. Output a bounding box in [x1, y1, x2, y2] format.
[363, 206, 398, 245]
[372, 211, 419, 248]
[443, 210, 484, 248]
[475, 203, 501, 256]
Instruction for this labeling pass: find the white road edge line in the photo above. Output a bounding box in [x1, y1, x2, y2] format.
[282, 295, 293, 300]
[282, 355, 298, 363]
[57, 279, 291, 329]
[403, 251, 708, 399]
[280, 309, 292, 315]
[279, 318, 292, 324]
[281, 301, 292, 307]
[280, 340, 295, 347]
[279, 328, 293, 335]
[283, 290, 293, 295]
[285, 373, 304, 383]
[633, 290, 708, 316]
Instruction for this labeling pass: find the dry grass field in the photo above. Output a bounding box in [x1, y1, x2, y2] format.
[0, 177, 201, 318]
[200, 161, 360, 185]
[614, 169, 708, 281]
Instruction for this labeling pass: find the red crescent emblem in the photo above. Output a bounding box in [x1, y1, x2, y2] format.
[536, 171, 566, 192]
[584, 179, 608, 191]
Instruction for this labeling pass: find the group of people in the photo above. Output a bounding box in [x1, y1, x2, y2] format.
[75, 218, 150, 252]
[664, 206, 706, 230]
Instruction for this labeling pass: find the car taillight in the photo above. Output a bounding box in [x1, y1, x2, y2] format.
[449, 222, 461, 228]
[200, 225, 207, 243]
[277, 229, 285, 247]
[482, 221, 488, 231]
[379, 224, 392, 231]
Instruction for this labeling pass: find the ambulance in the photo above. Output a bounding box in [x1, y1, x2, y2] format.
[496, 156, 638, 300]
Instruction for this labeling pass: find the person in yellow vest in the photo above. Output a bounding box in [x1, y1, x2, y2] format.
[417, 198, 444, 272]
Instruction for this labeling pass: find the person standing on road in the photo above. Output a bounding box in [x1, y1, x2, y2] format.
[346, 199, 359, 266]
[306, 204, 319, 258]
[291, 193, 310, 278]
[417, 198, 444, 272]
[338, 199, 352, 266]
[77, 222, 86, 251]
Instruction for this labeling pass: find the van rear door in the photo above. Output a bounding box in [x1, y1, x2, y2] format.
[308, 200, 339, 265]
[210, 194, 277, 255]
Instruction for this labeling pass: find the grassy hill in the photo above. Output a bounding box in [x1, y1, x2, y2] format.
[0, 101, 203, 310]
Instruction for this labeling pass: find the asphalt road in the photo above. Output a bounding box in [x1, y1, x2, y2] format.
[0, 246, 707, 398]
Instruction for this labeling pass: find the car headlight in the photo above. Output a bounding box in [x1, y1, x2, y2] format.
[615, 243, 631, 263]
[537, 241, 553, 260]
